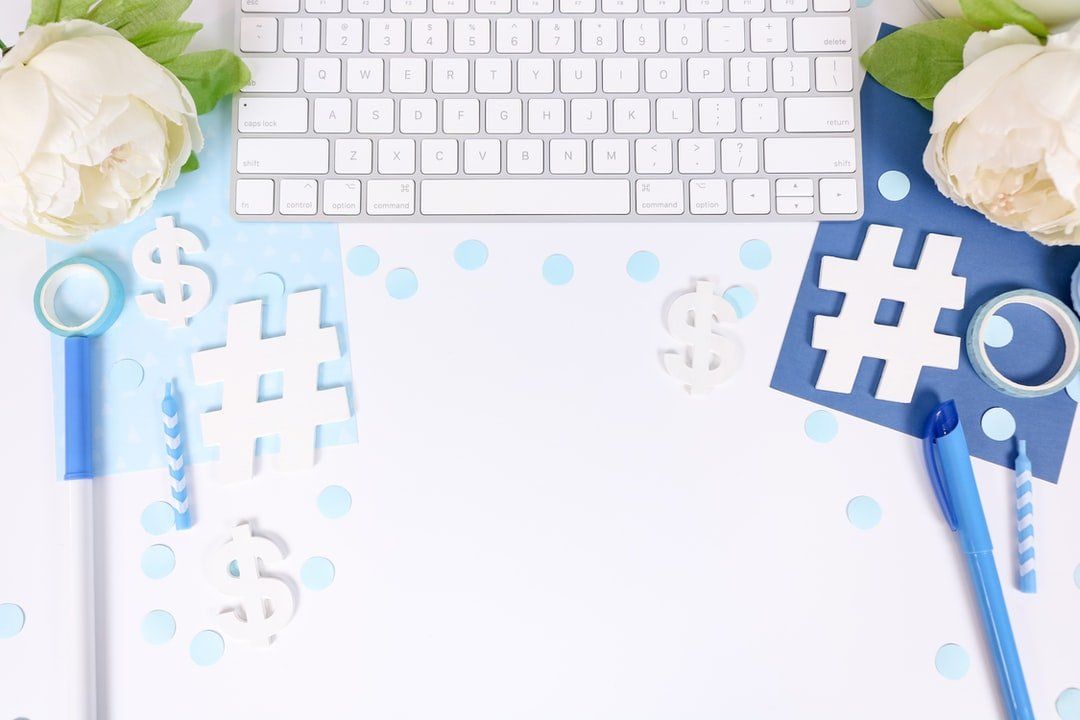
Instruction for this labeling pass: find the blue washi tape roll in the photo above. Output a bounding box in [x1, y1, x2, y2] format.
[966, 289, 1080, 398]
[33, 257, 124, 338]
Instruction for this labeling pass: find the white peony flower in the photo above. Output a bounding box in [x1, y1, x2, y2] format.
[0, 19, 203, 241]
[924, 24, 1080, 245]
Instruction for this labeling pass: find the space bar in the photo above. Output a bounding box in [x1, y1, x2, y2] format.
[420, 179, 631, 215]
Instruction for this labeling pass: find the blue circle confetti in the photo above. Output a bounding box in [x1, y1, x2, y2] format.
[141, 544, 176, 579]
[317, 485, 352, 519]
[983, 315, 1014, 349]
[626, 251, 660, 282]
[0, 603, 25, 639]
[110, 358, 144, 390]
[141, 610, 176, 645]
[1059, 688, 1080, 719]
[140, 501, 176, 536]
[739, 240, 772, 270]
[981, 407, 1016, 442]
[878, 170, 911, 201]
[846, 496, 882, 530]
[386, 268, 418, 300]
[301, 557, 336, 591]
[1074, 564, 1080, 589]
[190, 630, 225, 666]
[228, 560, 240, 578]
[347, 245, 380, 277]
[542, 254, 574, 286]
[935, 643, 970, 680]
[723, 286, 756, 318]
[254, 272, 286, 300]
[454, 239, 489, 270]
[1066, 375, 1080, 403]
[805, 410, 838, 443]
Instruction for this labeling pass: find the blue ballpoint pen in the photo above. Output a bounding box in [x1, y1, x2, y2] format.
[923, 400, 1034, 720]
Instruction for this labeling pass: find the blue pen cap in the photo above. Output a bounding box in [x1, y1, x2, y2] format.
[923, 400, 959, 531]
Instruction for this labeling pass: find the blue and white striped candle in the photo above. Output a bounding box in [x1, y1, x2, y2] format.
[1015, 439, 1035, 594]
[162, 382, 192, 530]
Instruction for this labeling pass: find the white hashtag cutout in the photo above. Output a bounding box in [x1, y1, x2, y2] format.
[812, 224, 966, 403]
[192, 289, 350, 481]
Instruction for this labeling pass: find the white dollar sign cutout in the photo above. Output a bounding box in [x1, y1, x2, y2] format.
[206, 523, 295, 647]
[132, 216, 212, 328]
[663, 280, 744, 394]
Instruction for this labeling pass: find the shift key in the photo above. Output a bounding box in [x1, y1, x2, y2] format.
[236, 139, 329, 174]
[763, 138, 856, 173]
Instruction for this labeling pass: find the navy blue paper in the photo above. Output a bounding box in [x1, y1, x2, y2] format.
[770, 27, 1080, 482]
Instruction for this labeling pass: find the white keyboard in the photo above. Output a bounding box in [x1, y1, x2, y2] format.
[231, 0, 863, 221]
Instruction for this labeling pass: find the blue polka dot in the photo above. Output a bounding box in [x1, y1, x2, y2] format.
[347, 245, 380, 277]
[454, 240, 489, 270]
[254, 272, 285, 300]
[141, 544, 176, 579]
[1066, 374, 1080, 403]
[739, 240, 772, 270]
[386, 268, 418, 299]
[626, 251, 660, 282]
[228, 560, 239, 577]
[805, 410, 838, 443]
[878, 170, 911, 201]
[190, 630, 225, 666]
[317, 485, 352, 519]
[542, 254, 574, 286]
[982, 315, 1014, 348]
[141, 610, 176, 645]
[935, 643, 970, 680]
[981, 407, 1016, 442]
[1059, 688, 1080, 719]
[301, 557, 336, 591]
[856, 0, 873, 8]
[110, 359, 144, 390]
[723, 286, 756, 318]
[0, 603, 25, 639]
[846, 496, 882, 530]
[140, 501, 176, 535]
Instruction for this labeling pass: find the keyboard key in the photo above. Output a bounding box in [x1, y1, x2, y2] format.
[819, 177, 859, 214]
[665, 18, 703, 52]
[391, 0, 427, 11]
[367, 180, 416, 214]
[378, 139, 416, 173]
[519, 0, 555, 10]
[677, 138, 715, 173]
[656, 97, 693, 133]
[433, 58, 469, 91]
[356, 98, 395, 132]
[776, 195, 813, 214]
[242, 58, 299, 93]
[313, 98, 351, 133]
[326, 19, 364, 52]
[581, 19, 617, 52]
[280, 179, 318, 215]
[776, 178, 812, 196]
[507, 139, 544, 173]
[346, 58, 384, 92]
[335, 139, 373, 173]
[720, 137, 758, 172]
[323, 180, 362, 215]
[421, 139, 459, 173]
[486, 98, 523, 132]
[477, 0, 512, 10]
[741, 97, 779, 132]
[772, 56, 810, 91]
[593, 138, 630, 173]
[237, 139, 329, 174]
[476, 58, 512, 92]
[550, 139, 587, 173]
[454, 19, 491, 53]
[771, 0, 807, 10]
[389, 57, 426, 91]
[728, 0, 765, 10]
[308, 0, 343, 11]
[369, 18, 407, 52]
[602, 58, 639, 92]
[707, 18, 745, 51]
[539, 19, 576, 52]
[570, 98, 607, 132]
[644, 0, 680, 10]
[528, 98, 565, 132]
[240, 18, 277, 52]
[730, 57, 767, 92]
[763, 137, 856, 172]
[613, 98, 650, 133]
[283, 18, 320, 52]
[698, 98, 736, 132]
[687, 58, 724, 91]
[433, 0, 469, 11]
[496, 19, 533, 52]
[238, 98, 308, 133]
[235, 179, 274, 215]
[400, 98, 437, 132]
[303, 58, 341, 92]
[636, 179, 683, 214]
[420, 179, 631, 214]
[518, 58, 555, 92]
[813, 0, 851, 9]
[750, 17, 787, 52]
[603, 0, 638, 10]
[732, 178, 770, 214]
[815, 56, 853, 91]
[689, 179, 727, 214]
[635, 138, 673, 173]
[783, 96, 855, 132]
[444, 98, 481, 132]
[464, 139, 501, 173]
[560, 58, 597, 92]
[348, 0, 385, 9]
[412, 18, 449, 52]
[242, 0, 299, 12]
[792, 17, 851, 52]
[644, 57, 681, 92]
[623, 18, 661, 52]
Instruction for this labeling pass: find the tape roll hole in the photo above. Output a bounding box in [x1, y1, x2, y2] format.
[984, 303, 1069, 388]
[40, 264, 110, 333]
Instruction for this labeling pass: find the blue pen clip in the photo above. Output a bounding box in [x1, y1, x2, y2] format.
[923, 400, 959, 531]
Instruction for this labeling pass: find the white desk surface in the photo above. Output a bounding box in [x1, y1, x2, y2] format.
[4, 1, 1080, 719]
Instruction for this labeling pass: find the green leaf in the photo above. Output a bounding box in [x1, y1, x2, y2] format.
[959, 0, 1048, 37]
[164, 50, 251, 115]
[27, 0, 61, 25]
[87, 0, 189, 35]
[860, 19, 977, 105]
[58, 0, 95, 18]
[180, 152, 199, 173]
[917, 97, 935, 111]
[128, 19, 202, 63]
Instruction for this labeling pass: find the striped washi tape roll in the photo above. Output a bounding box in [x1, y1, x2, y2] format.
[966, 289, 1080, 398]
[1016, 439, 1035, 594]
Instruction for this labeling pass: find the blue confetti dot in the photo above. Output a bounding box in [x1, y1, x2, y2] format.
[347, 245, 380, 277]
[141, 545, 176, 579]
[254, 272, 285, 300]
[454, 239, 489, 270]
[935, 643, 970, 680]
[846, 496, 882, 530]
[190, 630, 225, 667]
[740, 239, 772, 270]
[140, 502, 176, 536]
[318, 485, 352, 519]
[301, 557, 336, 591]
[983, 315, 1014, 348]
[1066, 375, 1080, 403]
[0, 603, 25, 639]
[856, 0, 873, 7]
[386, 268, 418, 299]
[141, 610, 176, 645]
[805, 410, 838, 443]
[878, 170, 911, 201]
[228, 560, 239, 577]
[542, 254, 574, 286]
[110, 359, 144, 390]
[723, 286, 756, 318]
[1059, 688, 1080, 719]
[981, 407, 1016, 442]
[626, 251, 660, 282]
